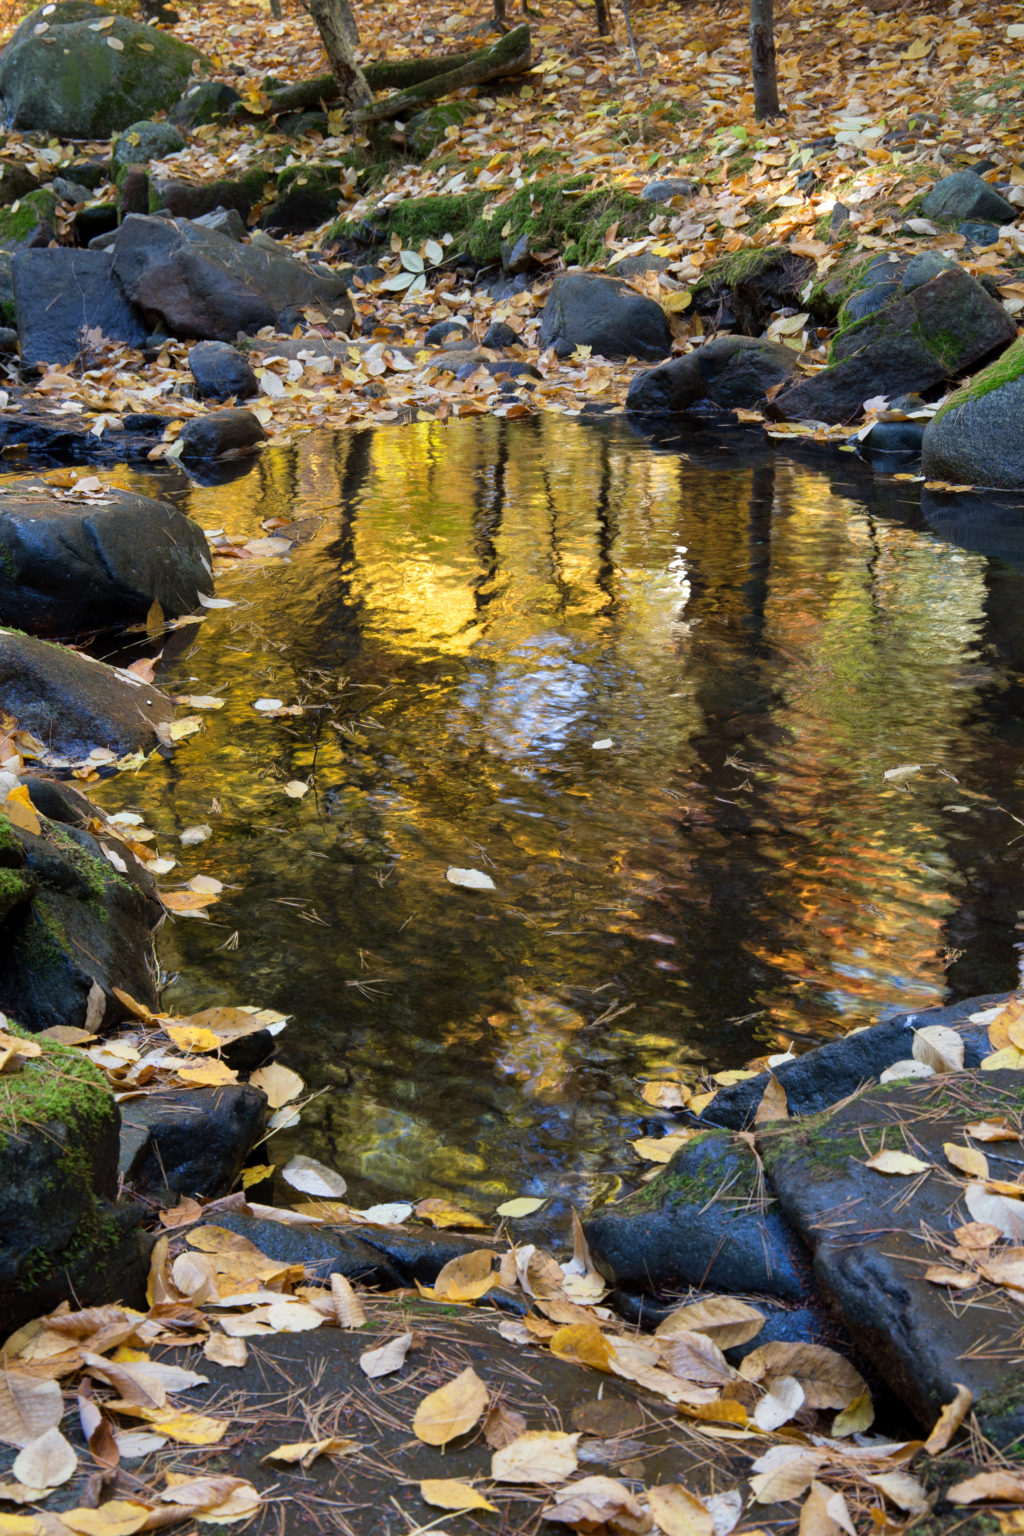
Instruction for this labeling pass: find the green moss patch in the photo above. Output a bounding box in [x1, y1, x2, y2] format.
[934, 334, 1024, 421]
[0, 187, 58, 248]
[0, 1022, 113, 1152]
[464, 175, 653, 267]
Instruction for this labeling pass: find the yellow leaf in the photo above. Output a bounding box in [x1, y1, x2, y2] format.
[986, 997, 1024, 1051]
[420, 1479, 497, 1513]
[944, 1143, 989, 1180]
[640, 1080, 690, 1109]
[831, 1389, 875, 1436]
[163, 1023, 221, 1053]
[496, 1196, 545, 1218]
[655, 1296, 765, 1350]
[262, 1438, 356, 1469]
[630, 1132, 695, 1163]
[122, 1408, 229, 1445]
[863, 1150, 930, 1176]
[663, 291, 693, 314]
[414, 1198, 488, 1229]
[2, 788, 40, 837]
[548, 1323, 614, 1371]
[240, 1164, 275, 1188]
[982, 1046, 1024, 1071]
[249, 1063, 304, 1108]
[903, 36, 929, 57]
[428, 1249, 496, 1303]
[965, 1120, 1017, 1142]
[61, 1503, 152, 1535]
[413, 1366, 489, 1446]
[175, 1059, 238, 1088]
[923, 1384, 973, 1454]
[160, 889, 218, 913]
[646, 1483, 714, 1536]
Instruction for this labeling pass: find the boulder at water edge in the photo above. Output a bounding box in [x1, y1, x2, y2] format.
[0, 481, 213, 635]
[0, 1025, 148, 1330]
[0, 629, 174, 759]
[13, 248, 149, 366]
[112, 214, 354, 342]
[0, 784, 163, 1031]
[0, 1, 206, 139]
[627, 335, 798, 415]
[921, 337, 1024, 488]
[539, 272, 672, 361]
[770, 265, 1016, 424]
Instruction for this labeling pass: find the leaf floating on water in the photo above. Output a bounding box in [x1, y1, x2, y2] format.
[198, 594, 236, 609]
[446, 866, 496, 891]
[282, 1155, 347, 1198]
[414, 1198, 488, 1230]
[640, 1079, 690, 1109]
[882, 762, 925, 784]
[253, 698, 284, 712]
[250, 1064, 305, 1108]
[283, 780, 309, 798]
[592, 738, 613, 750]
[496, 1196, 545, 1217]
[413, 1366, 489, 1447]
[179, 824, 212, 847]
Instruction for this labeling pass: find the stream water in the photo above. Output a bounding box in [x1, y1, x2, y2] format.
[77, 413, 1024, 1220]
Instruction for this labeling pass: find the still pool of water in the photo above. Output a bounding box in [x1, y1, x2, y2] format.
[75, 413, 1024, 1218]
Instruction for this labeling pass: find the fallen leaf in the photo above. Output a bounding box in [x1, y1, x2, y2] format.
[203, 1334, 248, 1368]
[924, 1265, 977, 1290]
[282, 1154, 347, 1198]
[867, 1472, 931, 1514]
[263, 1438, 357, 1469]
[413, 1366, 489, 1447]
[414, 1198, 488, 1230]
[496, 1196, 545, 1217]
[912, 1025, 964, 1073]
[798, 1480, 856, 1536]
[359, 1331, 414, 1379]
[656, 1329, 736, 1386]
[966, 1183, 1024, 1241]
[549, 1323, 614, 1372]
[646, 1483, 714, 1536]
[249, 1063, 304, 1107]
[420, 1479, 497, 1513]
[0, 1375, 62, 1448]
[944, 1143, 989, 1179]
[923, 1384, 973, 1454]
[326, 1273, 368, 1329]
[749, 1447, 827, 1504]
[657, 1297, 764, 1350]
[965, 1121, 1017, 1143]
[60, 1503, 153, 1535]
[640, 1080, 691, 1109]
[863, 1150, 930, 1176]
[947, 1471, 1024, 1504]
[483, 1402, 527, 1449]
[753, 1074, 788, 1124]
[429, 1249, 496, 1302]
[492, 1429, 579, 1484]
[545, 1475, 649, 1529]
[12, 1427, 76, 1489]
[753, 1375, 805, 1432]
[446, 866, 496, 890]
[739, 1343, 867, 1409]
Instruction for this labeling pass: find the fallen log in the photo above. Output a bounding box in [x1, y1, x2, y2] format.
[260, 29, 530, 121]
[354, 24, 531, 123]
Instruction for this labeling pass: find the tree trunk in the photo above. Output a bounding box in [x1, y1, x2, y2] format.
[354, 24, 531, 124]
[306, 0, 371, 111]
[493, 0, 506, 23]
[749, 0, 779, 119]
[335, 0, 359, 45]
[594, 0, 610, 35]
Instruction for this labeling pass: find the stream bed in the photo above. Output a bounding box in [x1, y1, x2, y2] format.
[76, 413, 1024, 1220]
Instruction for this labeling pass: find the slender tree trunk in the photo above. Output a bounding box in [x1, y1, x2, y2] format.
[307, 0, 372, 110]
[749, 0, 779, 119]
[594, 0, 610, 36]
[493, 0, 506, 24]
[336, 0, 359, 45]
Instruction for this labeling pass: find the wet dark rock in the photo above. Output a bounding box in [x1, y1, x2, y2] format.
[840, 281, 901, 324]
[0, 161, 39, 206]
[921, 169, 1015, 226]
[148, 174, 267, 223]
[260, 164, 352, 236]
[62, 161, 109, 192]
[0, 628, 175, 760]
[117, 167, 151, 219]
[481, 320, 519, 349]
[0, 480, 214, 636]
[423, 317, 469, 346]
[859, 418, 926, 454]
[210, 1210, 498, 1289]
[51, 176, 95, 205]
[0, 408, 168, 465]
[71, 203, 119, 247]
[697, 247, 815, 335]
[613, 255, 671, 278]
[0, 800, 163, 1032]
[112, 214, 353, 341]
[169, 79, 243, 129]
[539, 272, 671, 362]
[0, 328, 16, 356]
[770, 266, 1017, 425]
[584, 1129, 812, 1301]
[627, 335, 798, 417]
[697, 993, 1006, 1131]
[502, 233, 538, 275]
[188, 339, 258, 401]
[0, 1030, 149, 1332]
[452, 355, 542, 382]
[13, 248, 148, 367]
[758, 1069, 1024, 1442]
[178, 407, 267, 463]
[120, 1086, 267, 1202]
[193, 207, 248, 242]
[958, 219, 1001, 247]
[640, 178, 695, 203]
[111, 119, 186, 172]
[0, 1, 206, 138]
[828, 202, 850, 240]
[902, 251, 958, 291]
[922, 337, 1024, 489]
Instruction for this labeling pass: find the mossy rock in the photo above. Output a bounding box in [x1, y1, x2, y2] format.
[922, 335, 1024, 488]
[406, 100, 483, 159]
[0, 187, 57, 251]
[111, 118, 186, 172]
[694, 243, 815, 333]
[0, 1, 209, 139]
[464, 175, 653, 268]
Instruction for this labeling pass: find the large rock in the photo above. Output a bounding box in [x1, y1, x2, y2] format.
[627, 336, 798, 415]
[584, 1129, 811, 1301]
[120, 1086, 267, 1202]
[188, 340, 258, 401]
[0, 790, 163, 1032]
[13, 248, 148, 367]
[0, 1, 206, 139]
[0, 480, 213, 635]
[696, 246, 815, 334]
[112, 214, 353, 342]
[759, 1069, 1024, 1444]
[921, 336, 1024, 488]
[770, 266, 1016, 424]
[111, 118, 186, 172]
[538, 272, 671, 362]
[0, 1025, 148, 1331]
[921, 169, 1015, 226]
[699, 993, 1005, 1130]
[0, 629, 174, 760]
[0, 408, 169, 465]
[179, 407, 267, 462]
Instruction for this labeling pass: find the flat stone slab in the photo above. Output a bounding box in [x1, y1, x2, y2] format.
[758, 1068, 1024, 1443]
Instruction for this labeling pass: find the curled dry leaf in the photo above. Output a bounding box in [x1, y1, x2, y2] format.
[428, 1249, 496, 1303]
[60, 1501, 153, 1534]
[492, 1430, 580, 1484]
[798, 1480, 856, 1536]
[924, 1265, 977, 1290]
[359, 1331, 414, 1380]
[544, 1475, 648, 1529]
[923, 1383, 973, 1454]
[738, 1342, 867, 1409]
[263, 1438, 357, 1469]
[646, 1483, 714, 1536]
[965, 1120, 1017, 1143]
[203, 1334, 248, 1368]
[911, 1024, 964, 1073]
[656, 1329, 737, 1387]
[413, 1366, 489, 1448]
[830, 1389, 874, 1437]
[753, 1375, 805, 1432]
[327, 1272, 368, 1329]
[947, 1471, 1024, 1504]
[420, 1479, 497, 1513]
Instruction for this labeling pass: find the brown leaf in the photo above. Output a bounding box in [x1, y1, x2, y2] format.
[0, 1375, 63, 1448]
[738, 1342, 867, 1409]
[413, 1366, 489, 1447]
[923, 1384, 973, 1454]
[656, 1329, 736, 1386]
[656, 1296, 764, 1350]
[798, 1480, 856, 1536]
[753, 1074, 788, 1125]
[947, 1471, 1024, 1504]
[544, 1475, 649, 1529]
[483, 1402, 527, 1449]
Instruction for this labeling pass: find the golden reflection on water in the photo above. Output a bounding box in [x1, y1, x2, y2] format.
[76, 416, 1023, 1213]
